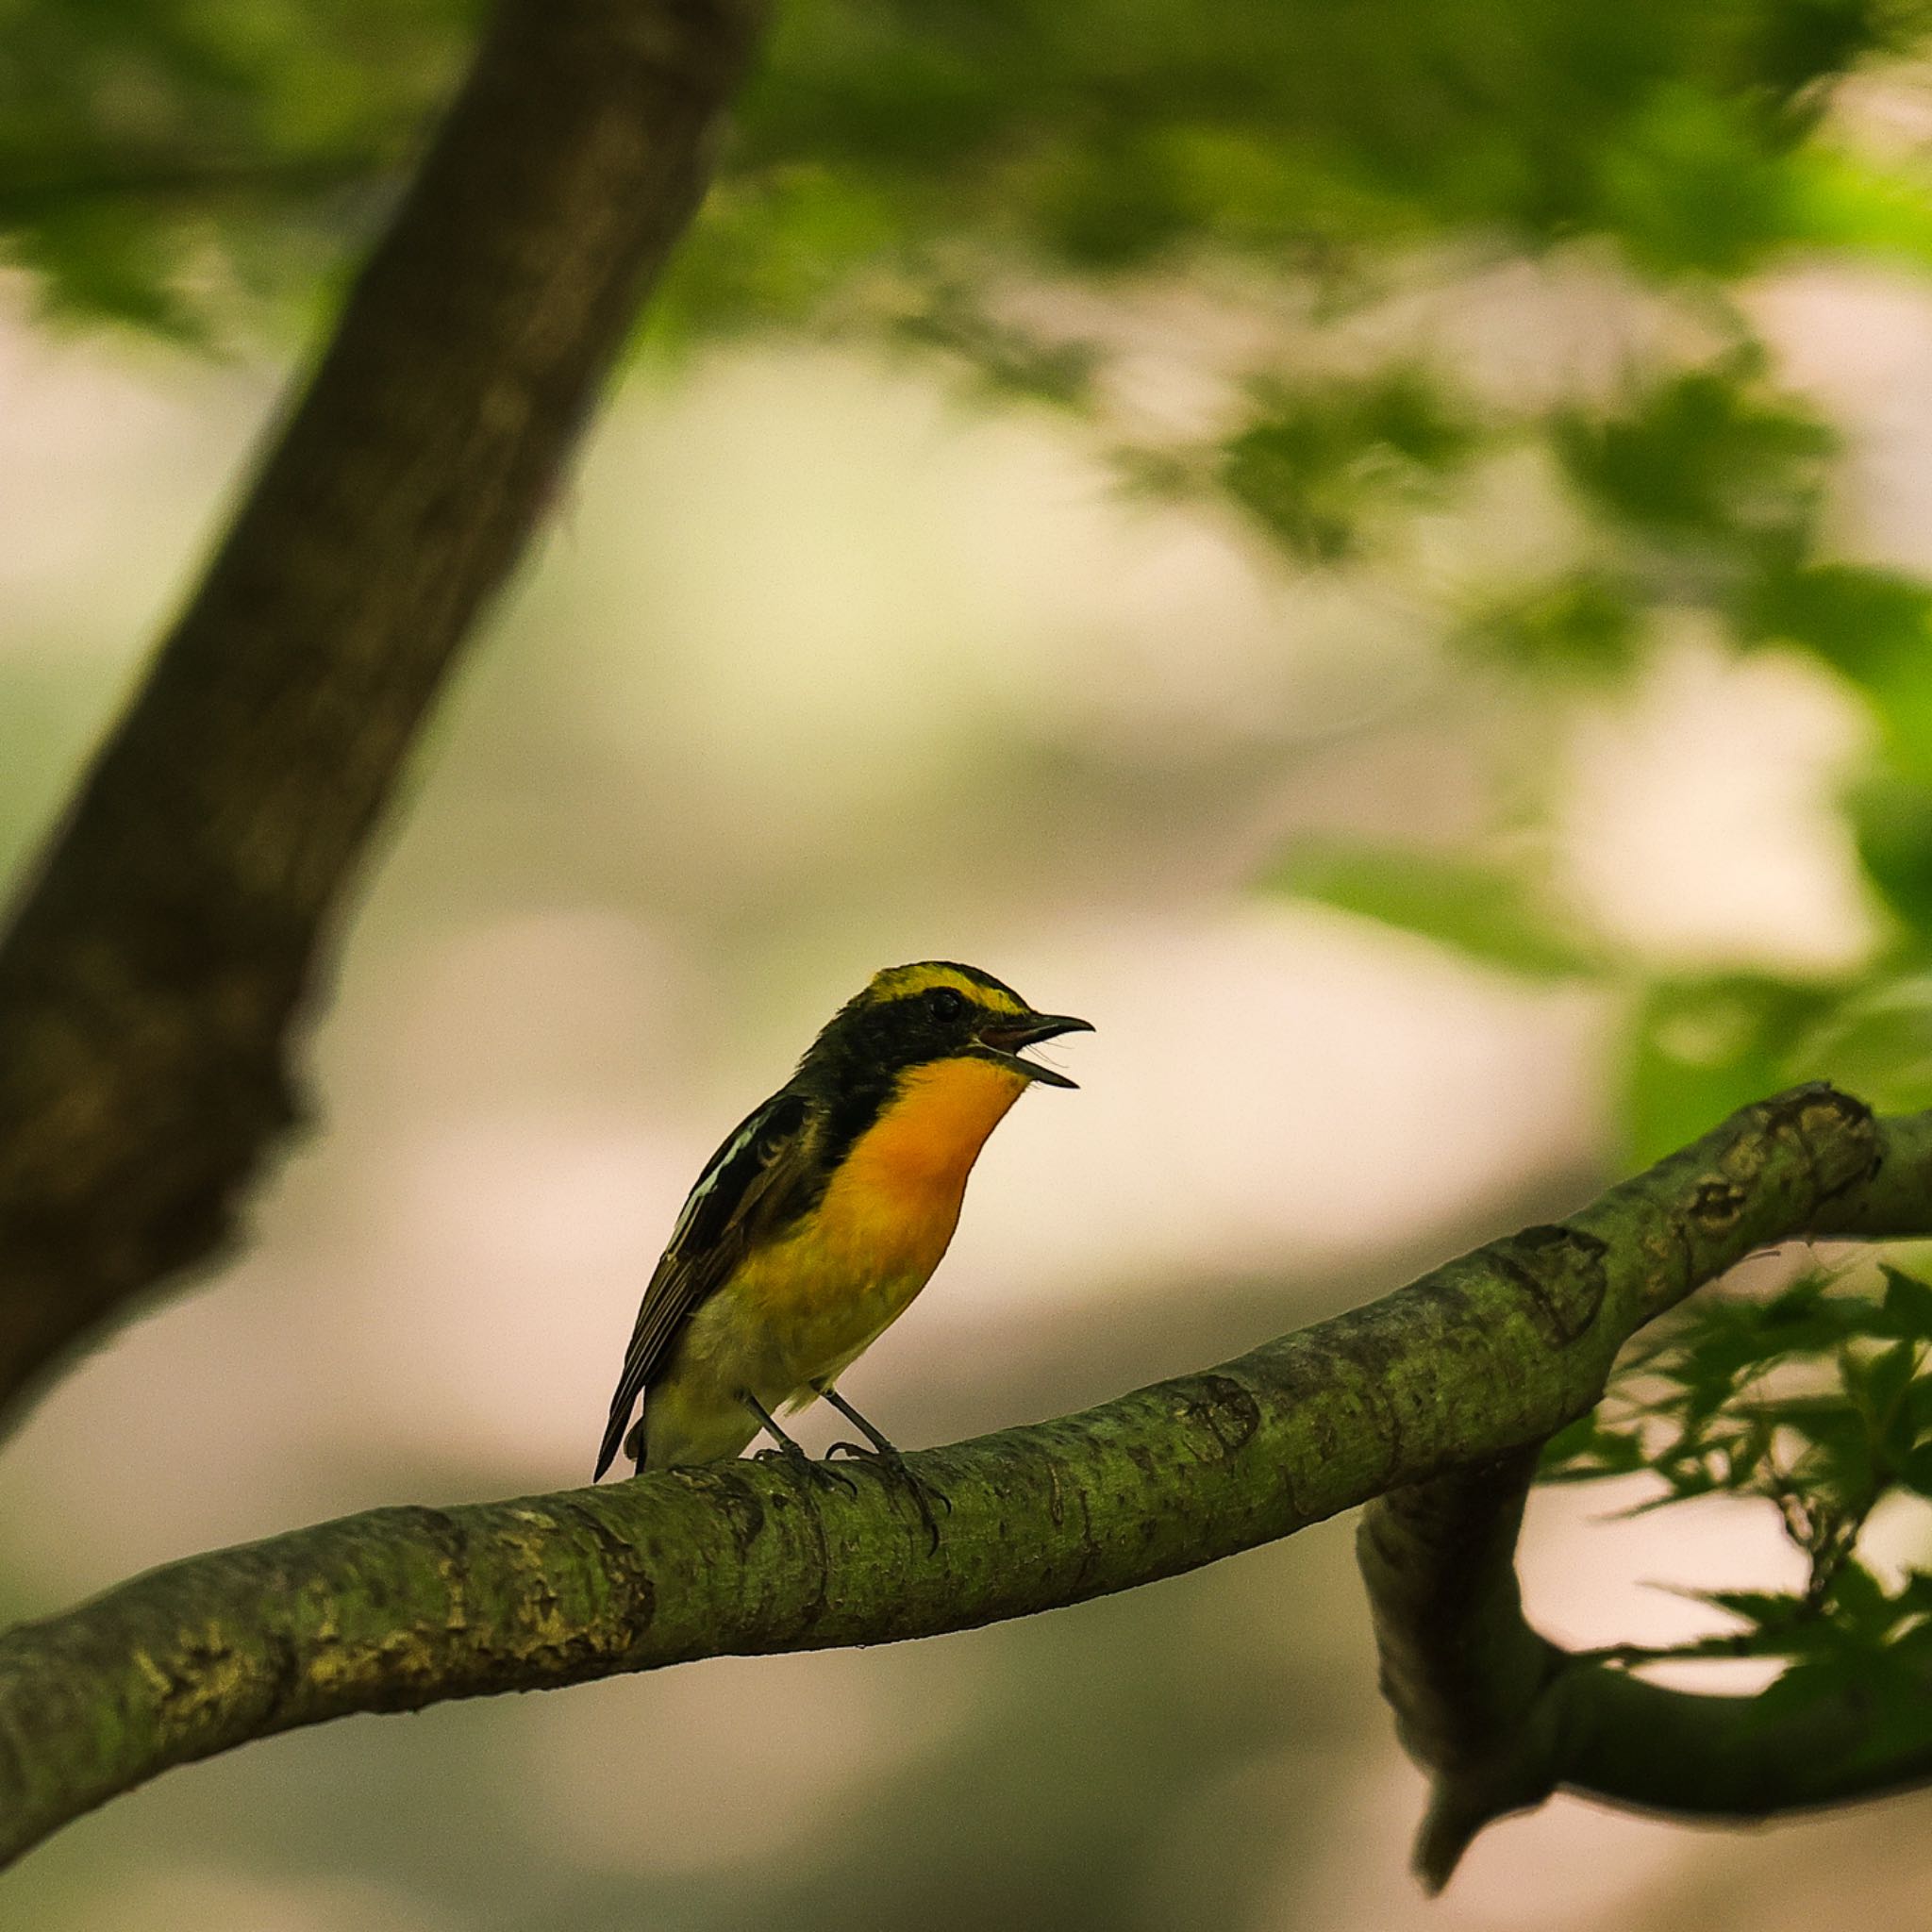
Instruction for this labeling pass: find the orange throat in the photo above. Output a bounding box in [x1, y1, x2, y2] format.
[844, 1055, 1029, 1197]
[808, 1056, 1031, 1284]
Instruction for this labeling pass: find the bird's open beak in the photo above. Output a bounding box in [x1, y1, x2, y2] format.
[976, 1012, 1094, 1089]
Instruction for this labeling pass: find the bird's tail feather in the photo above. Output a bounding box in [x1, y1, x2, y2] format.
[592, 1407, 631, 1483]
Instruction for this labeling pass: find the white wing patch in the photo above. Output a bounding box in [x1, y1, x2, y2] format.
[666, 1114, 761, 1249]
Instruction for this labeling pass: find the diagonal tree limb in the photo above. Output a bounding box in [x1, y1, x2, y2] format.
[1357, 1095, 1932, 1892]
[0, 0, 766, 1422]
[0, 1085, 1919, 1871]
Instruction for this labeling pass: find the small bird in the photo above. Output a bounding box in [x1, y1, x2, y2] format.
[594, 961, 1091, 1491]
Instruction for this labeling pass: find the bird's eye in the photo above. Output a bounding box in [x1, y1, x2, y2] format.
[927, 986, 966, 1022]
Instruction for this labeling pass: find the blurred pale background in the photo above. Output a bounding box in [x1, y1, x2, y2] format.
[5, 247, 1932, 1929]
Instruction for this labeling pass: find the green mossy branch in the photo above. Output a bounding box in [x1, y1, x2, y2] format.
[0, 1084, 1911, 1871]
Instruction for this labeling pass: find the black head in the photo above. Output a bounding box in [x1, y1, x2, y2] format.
[799, 961, 1093, 1100]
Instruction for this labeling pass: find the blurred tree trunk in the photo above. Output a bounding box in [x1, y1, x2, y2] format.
[0, 0, 764, 1420]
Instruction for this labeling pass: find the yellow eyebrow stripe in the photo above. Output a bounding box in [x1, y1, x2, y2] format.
[863, 963, 1024, 1013]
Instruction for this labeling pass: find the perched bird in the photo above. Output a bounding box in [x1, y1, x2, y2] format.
[594, 961, 1091, 1491]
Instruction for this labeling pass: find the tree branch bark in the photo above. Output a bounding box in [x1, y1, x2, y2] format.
[0, 0, 764, 1419]
[1358, 1450, 1932, 1890]
[0, 1085, 1911, 1871]
[1358, 1094, 1932, 1892]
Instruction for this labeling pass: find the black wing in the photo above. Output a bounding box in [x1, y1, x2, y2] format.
[593, 1089, 811, 1479]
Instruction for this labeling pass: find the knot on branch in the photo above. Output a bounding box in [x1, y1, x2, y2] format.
[1756, 1081, 1879, 1208]
[1486, 1224, 1608, 1346]
[1690, 1178, 1747, 1231]
[1174, 1373, 1264, 1458]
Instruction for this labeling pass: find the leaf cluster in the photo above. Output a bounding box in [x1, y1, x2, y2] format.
[1268, 337, 1932, 1159]
[1541, 1265, 1932, 1701]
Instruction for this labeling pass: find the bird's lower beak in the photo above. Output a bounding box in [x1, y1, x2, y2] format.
[976, 1012, 1095, 1089]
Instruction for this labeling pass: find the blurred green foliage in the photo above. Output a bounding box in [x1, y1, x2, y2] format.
[0, 0, 472, 332]
[1213, 371, 1477, 562]
[1269, 841, 1602, 978]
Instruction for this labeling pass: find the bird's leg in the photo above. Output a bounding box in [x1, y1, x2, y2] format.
[816, 1384, 901, 1458]
[815, 1384, 951, 1546]
[741, 1391, 856, 1495]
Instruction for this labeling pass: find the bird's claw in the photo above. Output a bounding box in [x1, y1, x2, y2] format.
[825, 1441, 952, 1546]
[754, 1443, 857, 1496]
[828, 1442, 953, 1505]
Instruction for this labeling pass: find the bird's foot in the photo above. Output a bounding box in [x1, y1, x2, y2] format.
[826, 1440, 951, 1547]
[754, 1441, 857, 1496]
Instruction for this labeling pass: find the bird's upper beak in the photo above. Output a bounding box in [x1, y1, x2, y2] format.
[975, 1011, 1095, 1089]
